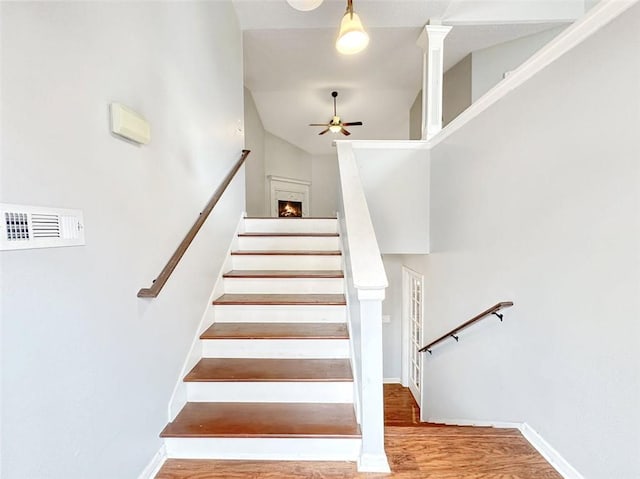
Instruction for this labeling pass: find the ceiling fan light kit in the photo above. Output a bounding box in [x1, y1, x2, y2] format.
[286, 0, 323, 12]
[329, 123, 342, 133]
[336, 0, 369, 55]
[309, 91, 363, 137]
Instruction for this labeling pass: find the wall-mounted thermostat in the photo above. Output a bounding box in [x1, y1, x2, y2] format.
[110, 103, 151, 145]
[0, 203, 85, 251]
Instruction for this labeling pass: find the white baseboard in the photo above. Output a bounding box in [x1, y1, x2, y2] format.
[137, 445, 166, 479]
[383, 377, 401, 384]
[520, 423, 584, 479]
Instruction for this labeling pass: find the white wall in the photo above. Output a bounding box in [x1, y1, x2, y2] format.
[407, 5, 640, 478]
[443, 54, 472, 126]
[244, 88, 266, 216]
[409, 91, 422, 141]
[310, 154, 339, 217]
[0, 3, 244, 478]
[471, 25, 566, 101]
[265, 131, 312, 183]
[381, 255, 404, 382]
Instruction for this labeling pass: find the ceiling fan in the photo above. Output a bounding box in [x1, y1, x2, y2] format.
[309, 91, 363, 136]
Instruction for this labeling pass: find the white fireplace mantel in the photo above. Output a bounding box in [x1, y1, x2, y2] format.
[268, 175, 311, 217]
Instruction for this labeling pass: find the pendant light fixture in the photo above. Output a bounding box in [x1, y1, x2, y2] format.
[336, 0, 369, 55]
[286, 0, 323, 12]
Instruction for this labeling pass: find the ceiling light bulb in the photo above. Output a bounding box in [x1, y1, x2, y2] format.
[336, 10, 369, 55]
[329, 124, 342, 133]
[286, 0, 323, 11]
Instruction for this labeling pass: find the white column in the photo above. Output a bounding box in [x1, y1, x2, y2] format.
[357, 295, 390, 473]
[417, 24, 452, 140]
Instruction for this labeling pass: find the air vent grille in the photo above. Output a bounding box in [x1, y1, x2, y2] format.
[5, 212, 30, 241]
[31, 214, 61, 238]
[1, 204, 85, 251]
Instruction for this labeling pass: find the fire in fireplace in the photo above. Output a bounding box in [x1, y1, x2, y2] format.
[278, 200, 302, 217]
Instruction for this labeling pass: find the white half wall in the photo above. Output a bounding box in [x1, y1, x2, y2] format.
[352, 143, 429, 254]
[407, 5, 640, 478]
[0, 2, 244, 478]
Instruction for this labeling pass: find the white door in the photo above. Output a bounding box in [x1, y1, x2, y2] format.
[402, 267, 424, 406]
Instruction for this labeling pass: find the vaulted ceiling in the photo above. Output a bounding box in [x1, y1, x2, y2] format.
[234, 0, 585, 154]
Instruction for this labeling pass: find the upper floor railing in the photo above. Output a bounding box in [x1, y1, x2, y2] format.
[137, 149, 250, 298]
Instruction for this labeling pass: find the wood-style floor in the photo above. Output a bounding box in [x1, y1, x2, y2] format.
[156, 384, 561, 478]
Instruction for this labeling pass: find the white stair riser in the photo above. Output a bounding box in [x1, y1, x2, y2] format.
[244, 218, 337, 234]
[213, 305, 346, 323]
[164, 437, 360, 461]
[238, 236, 340, 251]
[223, 277, 344, 294]
[202, 339, 350, 358]
[232, 254, 342, 270]
[186, 381, 353, 403]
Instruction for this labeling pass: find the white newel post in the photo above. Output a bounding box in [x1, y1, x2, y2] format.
[417, 24, 452, 140]
[357, 291, 389, 472]
[336, 141, 390, 472]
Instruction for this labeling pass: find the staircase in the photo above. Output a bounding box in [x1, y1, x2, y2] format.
[160, 217, 362, 462]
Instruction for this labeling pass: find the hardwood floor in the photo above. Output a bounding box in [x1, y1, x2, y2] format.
[156, 385, 561, 478]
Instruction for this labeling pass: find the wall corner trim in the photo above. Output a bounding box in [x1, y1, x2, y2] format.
[520, 423, 585, 479]
[137, 445, 167, 479]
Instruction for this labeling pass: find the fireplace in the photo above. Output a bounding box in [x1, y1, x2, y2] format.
[278, 200, 302, 217]
[268, 175, 311, 218]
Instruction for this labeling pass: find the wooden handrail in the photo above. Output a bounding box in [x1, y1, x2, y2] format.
[137, 150, 250, 298]
[419, 301, 514, 354]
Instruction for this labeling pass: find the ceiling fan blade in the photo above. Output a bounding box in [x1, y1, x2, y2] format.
[318, 128, 330, 135]
[342, 121, 363, 126]
[309, 123, 330, 126]
[340, 128, 351, 136]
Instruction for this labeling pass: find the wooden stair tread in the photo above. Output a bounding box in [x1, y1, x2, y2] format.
[201, 322, 348, 340]
[160, 402, 360, 438]
[212, 294, 346, 306]
[184, 358, 352, 382]
[223, 270, 343, 279]
[231, 250, 341, 256]
[238, 232, 338, 237]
